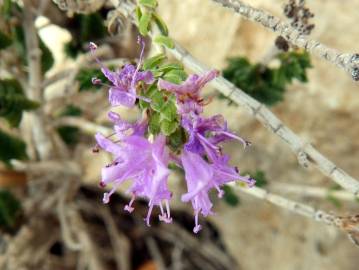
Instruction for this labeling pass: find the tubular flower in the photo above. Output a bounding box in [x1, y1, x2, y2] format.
[181, 149, 255, 233]
[181, 114, 251, 161]
[95, 128, 173, 226]
[158, 70, 219, 114]
[89, 38, 154, 108]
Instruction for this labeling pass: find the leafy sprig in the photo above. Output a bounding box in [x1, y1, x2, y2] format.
[222, 50, 312, 106]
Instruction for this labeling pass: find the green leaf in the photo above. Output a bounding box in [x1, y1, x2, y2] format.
[59, 104, 82, 117]
[222, 51, 311, 106]
[139, 12, 152, 36]
[0, 79, 39, 127]
[152, 13, 169, 36]
[139, 0, 158, 9]
[0, 30, 12, 50]
[57, 126, 80, 145]
[39, 38, 54, 73]
[135, 6, 142, 24]
[222, 185, 240, 207]
[76, 67, 107, 91]
[160, 100, 177, 121]
[168, 127, 186, 151]
[12, 26, 54, 73]
[0, 189, 22, 231]
[149, 111, 161, 135]
[0, 129, 27, 166]
[160, 119, 177, 136]
[156, 63, 183, 73]
[57, 105, 82, 145]
[162, 69, 187, 84]
[1, 0, 12, 17]
[252, 170, 268, 187]
[145, 85, 166, 112]
[154, 35, 174, 49]
[143, 53, 166, 70]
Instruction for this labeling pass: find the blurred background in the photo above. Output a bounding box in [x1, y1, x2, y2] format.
[0, 0, 359, 269]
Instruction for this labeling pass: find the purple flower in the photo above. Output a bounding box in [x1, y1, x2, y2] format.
[108, 111, 148, 139]
[181, 150, 255, 233]
[95, 131, 173, 226]
[89, 39, 154, 108]
[181, 114, 251, 161]
[158, 70, 219, 114]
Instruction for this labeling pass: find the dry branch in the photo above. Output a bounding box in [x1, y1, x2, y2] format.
[269, 182, 358, 202]
[211, 0, 359, 80]
[23, 2, 54, 160]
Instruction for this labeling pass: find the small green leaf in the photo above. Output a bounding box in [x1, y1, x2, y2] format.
[139, 12, 152, 36]
[149, 89, 165, 112]
[154, 35, 174, 49]
[143, 53, 166, 70]
[156, 63, 183, 73]
[57, 105, 82, 145]
[223, 185, 240, 207]
[0, 79, 39, 127]
[59, 104, 82, 117]
[160, 100, 177, 121]
[0, 31, 12, 50]
[252, 170, 268, 187]
[168, 127, 186, 151]
[135, 6, 142, 24]
[160, 119, 177, 136]
[163, 69, 187, 84]
[57, 126, 80, 145]
[152, 13, 169, 36]
[12, 26, 54, 73]
[139, 0, 158, 9]
[1, 0, 12, 17]
[0, 129, 27, 166]
[0, 189, 22, 231]
[39, 37, 54, 73]
[149, 111, 161, 135]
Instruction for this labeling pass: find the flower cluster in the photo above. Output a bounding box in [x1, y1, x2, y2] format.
[91, 39, 255, 233]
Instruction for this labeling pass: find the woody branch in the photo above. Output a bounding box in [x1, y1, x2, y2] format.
[211, 0, 359, 81]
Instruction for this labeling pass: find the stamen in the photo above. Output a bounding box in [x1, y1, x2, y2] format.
[193, 211, 202, 233]
[214, 185, 224, 198]
[91, 77, 102, 85]
[131, 36, 146, 90]
[99, 181, 106, 188]
[218, 131, 249, 148]
[92, 144, 100, 153]
[145, 204, 154, 227]
[159, 200, 172, 223]
[124, 194, 136, 213]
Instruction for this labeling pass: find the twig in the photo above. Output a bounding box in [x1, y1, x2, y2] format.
[10, 159, 81, 176]
[165, 40, 359, 196]
[100, 207, 131, 270]
[155, 223, 235, 269]
[269, 182, 358, 202]
[145, 237, 166, 270]
[211, 0, 359, 80]
[234, 184, 359, 246]
[53, 117, 112, 135]
[234, 184, 335, 223]
[23, 3, 54, 160]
